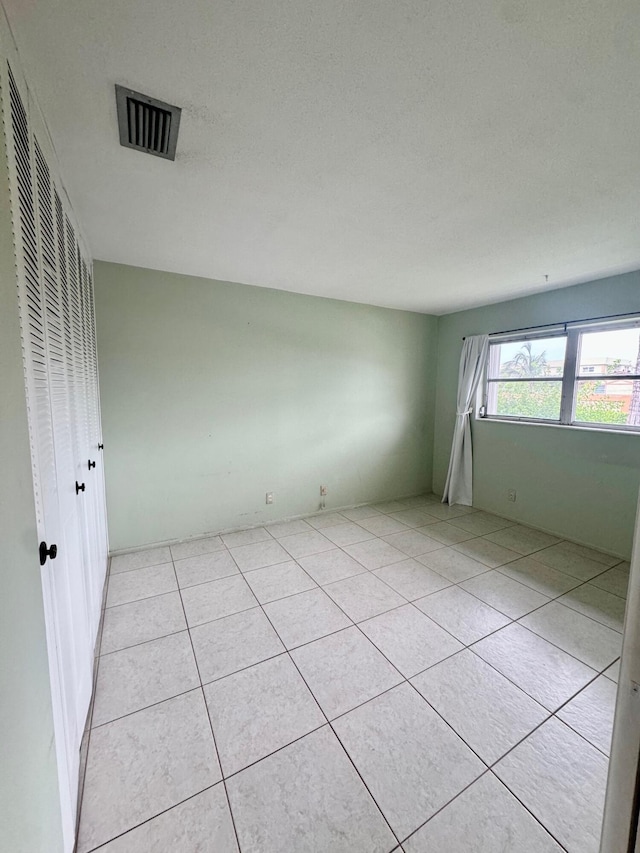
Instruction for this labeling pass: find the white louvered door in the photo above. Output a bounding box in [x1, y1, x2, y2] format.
[3, 61, 108, 851]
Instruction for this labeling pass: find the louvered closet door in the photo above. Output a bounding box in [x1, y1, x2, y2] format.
[33, 135, 94, 730]
[6, 65, 82, 839]
[83, 264, 108, 628]
[69, 216, 110, 644]
[53, 188, 95, 647]
[78, 252, 104, 637]
[4, 62, 107, 848]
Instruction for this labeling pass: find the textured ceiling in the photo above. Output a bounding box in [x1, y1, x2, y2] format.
[3, 0, 640, 313]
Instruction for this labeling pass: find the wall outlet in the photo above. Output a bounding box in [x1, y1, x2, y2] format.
[266, 492, 274, 505]
[320, 485, 328, 496]
[507, 489, 517, 502]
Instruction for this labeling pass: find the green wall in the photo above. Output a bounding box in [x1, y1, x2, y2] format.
[0, 110, 64, 850]
[94, 262, 438, 550]
[433, 272, 640, 559]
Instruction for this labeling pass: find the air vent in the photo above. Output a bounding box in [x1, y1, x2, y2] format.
[115, 85, 181, 160]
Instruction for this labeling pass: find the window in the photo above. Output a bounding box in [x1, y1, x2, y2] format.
[481, 318, 640, 432]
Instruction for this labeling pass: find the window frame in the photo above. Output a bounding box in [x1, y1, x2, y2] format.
[479, 317, 640, 433]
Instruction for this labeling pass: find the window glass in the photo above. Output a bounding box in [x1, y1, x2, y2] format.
[578, 328, 640, 376]
[575, 379, 640, 426]
[490, 380, 562, 420]
[489, 337, 566, 379]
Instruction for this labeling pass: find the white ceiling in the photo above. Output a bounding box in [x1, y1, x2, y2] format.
[3, 0, 640, 314]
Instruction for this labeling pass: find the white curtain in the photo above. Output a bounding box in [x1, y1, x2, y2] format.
[442, 334, 489, 506]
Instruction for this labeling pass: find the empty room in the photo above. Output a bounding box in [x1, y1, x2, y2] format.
[2, 2, 640, 852]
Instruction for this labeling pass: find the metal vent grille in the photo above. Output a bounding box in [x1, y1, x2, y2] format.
[115, 85, 181, 160]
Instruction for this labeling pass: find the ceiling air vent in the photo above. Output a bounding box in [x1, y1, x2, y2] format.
[115, 85, 181, 160]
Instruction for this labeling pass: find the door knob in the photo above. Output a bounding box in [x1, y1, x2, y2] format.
[76, 481, 85, 494]
[39, 541, 58, 566]
[88, 459, 96, 470]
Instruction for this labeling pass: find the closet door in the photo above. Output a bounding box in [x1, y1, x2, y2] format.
[67, 223, 103, 640]
[82, 262, 108, 630]
[34, 130, 94, 715]
[4, 62, 107, 848]
[80, 257, 102, 625]
[54, 188, 91, 628]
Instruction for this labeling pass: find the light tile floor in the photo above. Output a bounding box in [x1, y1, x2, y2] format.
[77, 494, 628, 852]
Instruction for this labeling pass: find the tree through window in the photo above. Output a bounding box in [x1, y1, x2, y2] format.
[482, 320, 640, 431]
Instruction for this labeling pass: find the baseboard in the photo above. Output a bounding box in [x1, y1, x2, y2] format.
[470, 502, 629, 562]
[108, 491, 440, 556]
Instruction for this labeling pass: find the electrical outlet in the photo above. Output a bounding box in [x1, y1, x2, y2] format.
[266, 492, 274, 505]
[507, 489, 516, 502]
[320, 485, 328, 496]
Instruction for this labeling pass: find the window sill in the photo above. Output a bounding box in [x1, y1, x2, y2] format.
[476, 417, 639, 436]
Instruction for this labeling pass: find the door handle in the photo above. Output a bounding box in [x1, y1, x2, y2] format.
[39, 541, 58, 566]
[76, 481, 85, 494]
[88, 459, 96, 470]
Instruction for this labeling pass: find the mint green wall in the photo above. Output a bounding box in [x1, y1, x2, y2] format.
[0, 117, 63, 850]
[433, 272, 640, 559]
[94, 262, 438, 550]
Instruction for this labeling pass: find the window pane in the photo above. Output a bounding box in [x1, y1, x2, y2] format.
[578, 328, 640, 376]
[575, 379, 640, 426]
[489, 380, 562, 420]
[489, 337, 566, 379]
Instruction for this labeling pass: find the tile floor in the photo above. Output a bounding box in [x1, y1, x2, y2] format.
[77, 494, 628, 852]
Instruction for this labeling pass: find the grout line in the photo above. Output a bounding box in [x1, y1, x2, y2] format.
[197, 648, 290, 688]
[108, 559, 174, 577]
[465, 638, 586, 717]
[339, 622, 493, 771]
[495, 550, 627, 592]
[457, 559, 624, 653]
[513, 579, 624, 634]
[171, 557, 243, 853]
[106, 541, 460, 611]
[104, 584, 182, 611]
[299, 583, 518, 847]
[393, 769, 494, 850]
[213, 719, 330, 784]
[92, 613, 462, 737]
[98, 623, 189, 657]
[394, 765, 570, 853]
[485, 770, 572, 853]
[447, 519, 519, 537]
[100, 591, 343, 661]
[551, 706, 614, 761]
[274, 564, 505, 800]
[245, 558, 403, 835]
[81, 782, 221, 853]
[248, 584, 403, 848]
[511, 607, 622, 659]
[395, 664, 611, 852]
[99, 546, 623, 706]
[100, 587, 179, 615]
[99, 539, 622, 698]
[164, 570, 242, 593]
[85, 614, 604, 849]
[402, 631, 616, 853]
[171, 546, 229, 562]
[83, 505, 622, 851]
[89, 684, 202, 731]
